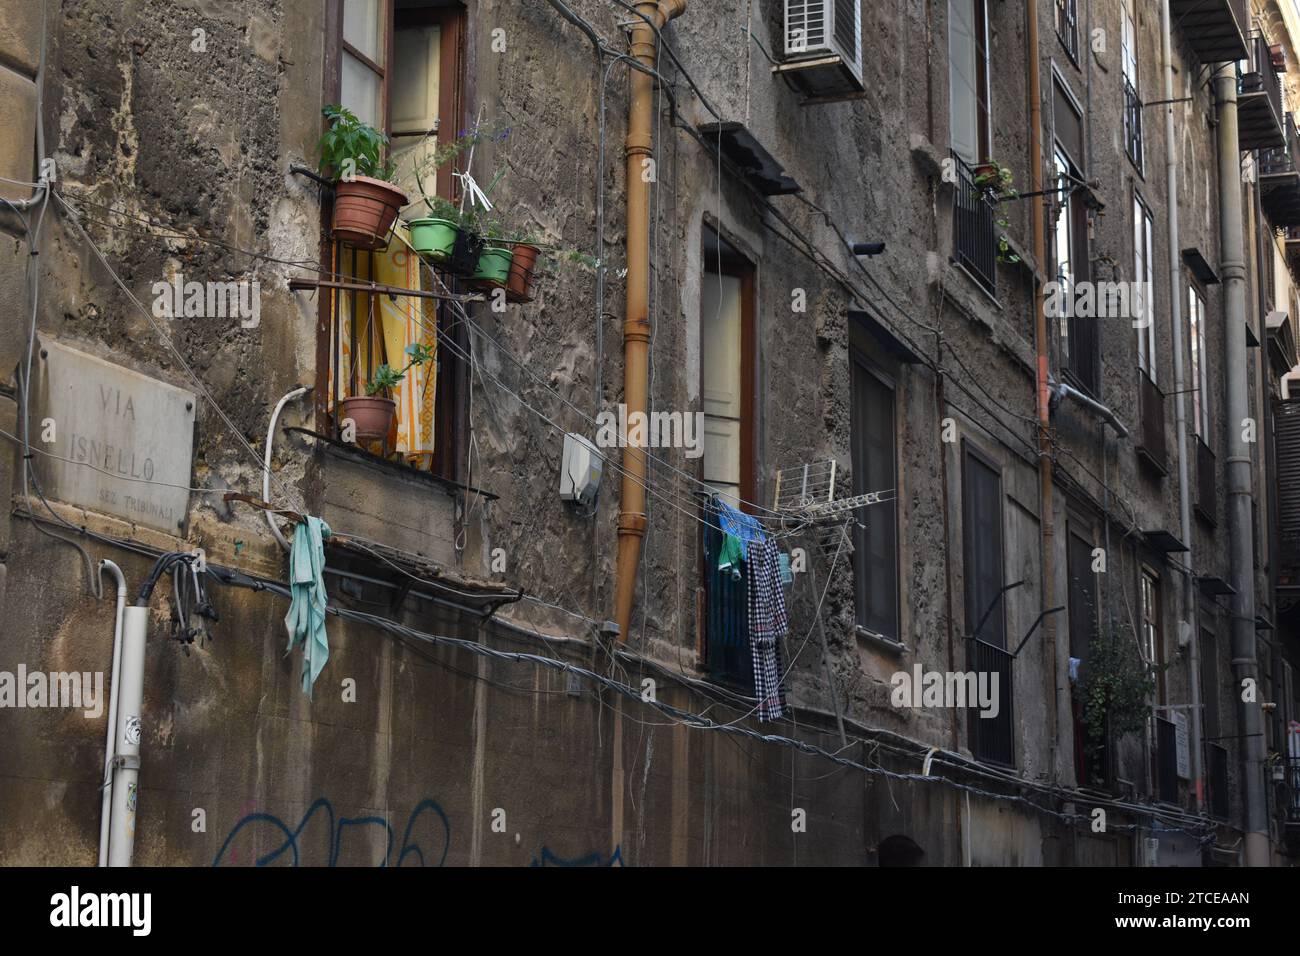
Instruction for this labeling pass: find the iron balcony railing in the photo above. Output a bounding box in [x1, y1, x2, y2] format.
[1136, 369, 1167, 474]
[1207, 742, 1231, 820]
[1123, 75, 1144, 172]
[1056, 0, 1078, 62]
[1237, 32, 1285, 151]
[1288, 754, 1300, 823]
[1195, 437, 1217, 525]
[951, 152, 998, 296]
[1258, 112, 1300, 176]
[966, 636, 1014, 767]
[700, 495, 754, 688]
[1156, 716, 1179, 803]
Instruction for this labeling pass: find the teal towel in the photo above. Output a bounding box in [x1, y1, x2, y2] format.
[284, 516, 332, 697]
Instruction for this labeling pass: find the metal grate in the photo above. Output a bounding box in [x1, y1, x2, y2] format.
[1056, 0, 1079, 61]
[1123, 75, 1144, 172]
[951, 152, 998, 295]
[1156, 716, 1179, 803]
[785, 0, 829, 56]
[1195, 437, 1217, 525]
[1207, 742, 1231, 820]
[1136, 369, 1167, 473]
[967, 637, 1015, 767]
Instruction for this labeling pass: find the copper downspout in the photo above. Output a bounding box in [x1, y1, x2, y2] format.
[613, 0, 686, 641]
[1026, 0, 1061, 775]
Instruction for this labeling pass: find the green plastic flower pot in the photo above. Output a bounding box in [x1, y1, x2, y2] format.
[408, 217, 459, 262]
[473, 245, 514, 286]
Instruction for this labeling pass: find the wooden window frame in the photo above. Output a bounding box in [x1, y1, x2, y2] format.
[849, 349, 900, 642]
[315, 1, 469, 482]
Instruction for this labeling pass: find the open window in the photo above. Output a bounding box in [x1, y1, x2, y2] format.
[1052, 77, 1098, 395]
[699, 227, 756, 684]
[316, 0, 467, 480]
[849, 345, 900, 644]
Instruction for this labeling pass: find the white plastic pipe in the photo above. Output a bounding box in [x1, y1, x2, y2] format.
[107, 605, 148, 867]
[264, 386, 310, 552]
[97, 560, 126, 867]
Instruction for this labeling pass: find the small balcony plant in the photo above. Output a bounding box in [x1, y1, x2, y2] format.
[339, 342, 436, 445]
[319, 105, 409, 250]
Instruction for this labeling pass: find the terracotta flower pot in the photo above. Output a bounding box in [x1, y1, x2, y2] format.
[506, 243, 540, 303]
[332, 176, 409, 250]
[338, 395, 396, 443]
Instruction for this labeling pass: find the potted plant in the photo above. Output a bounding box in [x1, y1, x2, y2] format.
[409, 195, 463, 263]
[318, 104, 408, 250]
[406, 124, 510, 263]
[472, 218, 515, 289]
[506, 233, 541, 303]
[339, 343, 436, 444]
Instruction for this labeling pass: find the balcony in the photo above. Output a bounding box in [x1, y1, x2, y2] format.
[1207, 742, 1231, 820]
[1136, 370, 1168, 475]
[966, 636, 1014, 767]
[1284, 227, 1300, 277]
[1170, 0, 1249, 64]
[1238, 33, 1285, 151]
[1123, 76, 1144, 172]
[951, 152, 998, 296]
[700, 495, 754, 688]
[1155, 716, 1179, 804]
[1195, 437, 1218, 526]
[1259, 114, 1300, 227]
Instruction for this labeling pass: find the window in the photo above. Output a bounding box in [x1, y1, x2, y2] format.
[949, 0, 991, 164]
[1134, 192, 1157, 382]
[962, 445, 1005, 647]
[318, 1, 468, 478]
[1056, 0, 1078, 62]
[700, 228, 756, 685]
[850, 350, 899, 641]
[1053, 80, 1098, 393]
[340, 0, 388, 129]
[1121, 0, 1143, 172]
[1140, 567, 1164, 701]
[1189, 284, 1210, 438]
[700, 228, 755, 511]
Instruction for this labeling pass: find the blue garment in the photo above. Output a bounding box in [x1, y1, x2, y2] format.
[715, 498, 764, 544]
[284, 516, 332, 697]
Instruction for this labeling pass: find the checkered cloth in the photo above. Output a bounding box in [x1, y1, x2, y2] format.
[746, 538, 789, 721]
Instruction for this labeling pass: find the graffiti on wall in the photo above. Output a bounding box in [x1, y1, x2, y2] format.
[212, 797, 451, 867]
[213, 797, 623, 867]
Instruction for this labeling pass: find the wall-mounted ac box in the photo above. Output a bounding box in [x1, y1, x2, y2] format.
[559, 432, 602, 506]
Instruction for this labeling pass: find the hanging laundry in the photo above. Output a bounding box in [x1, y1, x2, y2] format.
[284, 516, 332, 697]
[746, 537, 789, 722]
[714, 497, 763, 577]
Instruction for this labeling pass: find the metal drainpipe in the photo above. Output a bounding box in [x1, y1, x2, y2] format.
[1026, 0, 1061, 780]
[613, 0, 686, 641]
[1213, 63, 1268, 866]
[97, 560, 127, 867]
[107, 604, 149, 866]
[1160, 0, 1203, 813]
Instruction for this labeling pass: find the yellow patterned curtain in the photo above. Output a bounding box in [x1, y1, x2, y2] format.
[329, 223, 438, 466]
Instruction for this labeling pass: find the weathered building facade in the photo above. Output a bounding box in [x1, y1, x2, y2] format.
[0, 0, 1297, 866]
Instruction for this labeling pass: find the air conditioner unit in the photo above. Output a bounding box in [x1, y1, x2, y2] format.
[778, 0, 865, 99]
